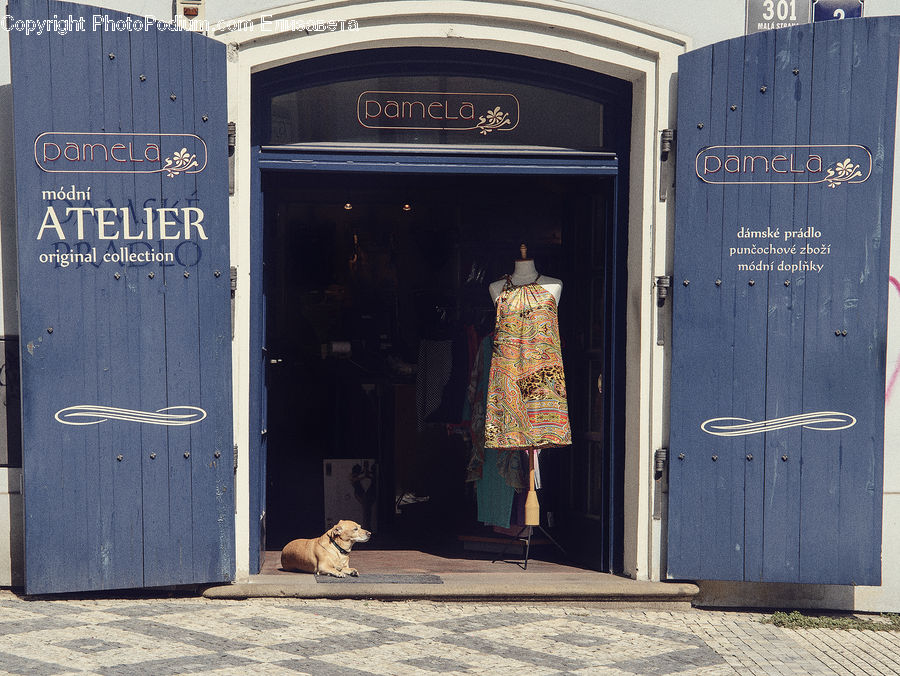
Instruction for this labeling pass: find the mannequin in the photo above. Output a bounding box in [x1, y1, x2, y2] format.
[489, 244, 562, 304]
[486, 243, 567, 527]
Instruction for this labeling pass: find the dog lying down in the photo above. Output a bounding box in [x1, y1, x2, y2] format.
[280, 520, 372, 577]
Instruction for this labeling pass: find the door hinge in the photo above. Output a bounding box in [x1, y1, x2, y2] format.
[655, 275, 672, 305]
[654, 447, 668, 479]
[653, 447, 668, 520]
[227, 121, 236, 154]
[654, 275, 672, 346]
[659, 128, 675, 202]
[233, 443, 239, 514]
[228, 121, 236, 195]
[230, 266, 237, 340]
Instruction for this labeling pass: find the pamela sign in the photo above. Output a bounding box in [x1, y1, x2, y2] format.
[34, 132, 208, 177]
[695, 144, 872, 187]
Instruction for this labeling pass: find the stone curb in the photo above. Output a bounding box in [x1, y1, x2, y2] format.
[202, 578, 700, 606]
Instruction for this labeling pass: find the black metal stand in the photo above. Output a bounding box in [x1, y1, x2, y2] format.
[492, 524, 568, 570]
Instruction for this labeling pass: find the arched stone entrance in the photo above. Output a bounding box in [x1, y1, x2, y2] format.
[217, 1, 687, 580]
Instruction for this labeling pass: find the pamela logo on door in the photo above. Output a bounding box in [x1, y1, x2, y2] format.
[34, 132, 208, 177]
[695, 144, 871, 187]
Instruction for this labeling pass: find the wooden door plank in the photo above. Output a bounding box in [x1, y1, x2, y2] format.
[811, 17, 893, 585]
[669, 44, 714, 579]
[799, 18, 857, 584]
[126, 18, 172, 590]
[696, 39, 747, 581]
[737, 30, 775, 583]
[188, 31, 235, 583]
[157, 26, 201, 585]
[12, 0, 61, 594]
[759, 23, 812, 584]
[96, 18, 145, 591]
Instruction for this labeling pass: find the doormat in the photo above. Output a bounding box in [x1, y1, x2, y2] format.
[315, 573, 443, 584]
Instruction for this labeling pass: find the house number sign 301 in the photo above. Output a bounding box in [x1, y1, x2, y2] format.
[746, 0, 812, 34]
[764, 0, 800, 21]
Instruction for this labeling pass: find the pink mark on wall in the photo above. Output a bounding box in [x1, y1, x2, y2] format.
[889, 275, 900, 403]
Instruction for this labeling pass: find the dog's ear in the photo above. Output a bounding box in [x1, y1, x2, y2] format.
[331, 523, 343, 537]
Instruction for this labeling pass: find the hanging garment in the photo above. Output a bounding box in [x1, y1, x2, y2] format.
[464, 334, 520, 528]
[463, 335, 493, 483]
[415, 339, 452, 430]
[484, 275, 572, 449]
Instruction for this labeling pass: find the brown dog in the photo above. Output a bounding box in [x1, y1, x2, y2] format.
[280, 520, 371, 577]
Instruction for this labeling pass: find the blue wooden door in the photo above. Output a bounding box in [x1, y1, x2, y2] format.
[669, 17, 896, 585]
[10, 0, 233, 594]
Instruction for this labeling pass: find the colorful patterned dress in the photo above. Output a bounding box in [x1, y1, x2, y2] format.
[484, 275, 572, 449]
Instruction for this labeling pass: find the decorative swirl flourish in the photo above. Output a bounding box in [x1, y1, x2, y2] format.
[55, 405, 207, 426]
[162, 147, 200, 178]
[700, 411, 856, 437]
[476, 107, 511, 135]
[823, 158, 863, 188]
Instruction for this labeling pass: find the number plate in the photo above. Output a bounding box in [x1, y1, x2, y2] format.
[813, 0, 863, 22]
[746, 0, 812, 34]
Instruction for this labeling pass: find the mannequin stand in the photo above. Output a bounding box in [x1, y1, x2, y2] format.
[492, 449, 568, 569]
[491, 523, 568, 570]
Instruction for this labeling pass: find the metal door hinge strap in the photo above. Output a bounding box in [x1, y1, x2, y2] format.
[653, 447, 668, 520]
[655, 275, 672, 305]
[230, 266, 238, 340]
[228, 121, 236, 195]
[654, 448, 668, 479]
[660, 129, 675, 160]
[227, 122, 236, 155]
[659, 128, 676, 201]
[655, 275, 672, 346]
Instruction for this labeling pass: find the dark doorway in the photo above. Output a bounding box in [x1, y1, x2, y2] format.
[260, 168, 622, 571]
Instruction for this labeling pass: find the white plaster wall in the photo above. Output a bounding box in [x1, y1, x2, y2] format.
[202, 0, 900, 49]
[0, 469, 22, 586]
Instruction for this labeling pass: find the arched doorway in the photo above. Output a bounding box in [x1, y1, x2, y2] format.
[251, 47, 627, 574]
[222, 1, 686, 580]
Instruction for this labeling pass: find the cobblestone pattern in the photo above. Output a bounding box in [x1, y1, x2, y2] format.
[0, 591, 898, 674]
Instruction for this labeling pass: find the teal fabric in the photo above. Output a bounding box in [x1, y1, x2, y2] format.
[477, 447, 515, 528]
[464, 334, 515, 527]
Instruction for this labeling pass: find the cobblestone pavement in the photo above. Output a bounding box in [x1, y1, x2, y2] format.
[0, 591, 898, 675]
